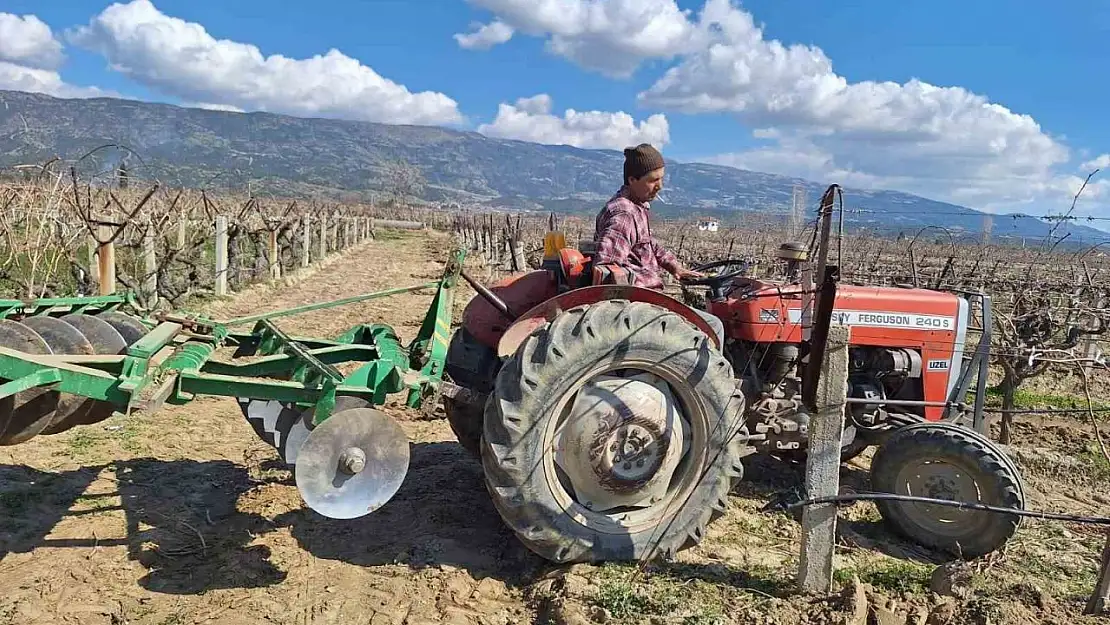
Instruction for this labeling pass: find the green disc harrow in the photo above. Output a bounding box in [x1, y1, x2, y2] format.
[0, 248, 473, 519]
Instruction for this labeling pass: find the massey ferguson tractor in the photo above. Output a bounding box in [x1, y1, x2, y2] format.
[0, 188, 1024, 571]
[443, 203, 1026, 565]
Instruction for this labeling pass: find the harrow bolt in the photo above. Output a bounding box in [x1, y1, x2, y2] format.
[339, 447, 367, 474]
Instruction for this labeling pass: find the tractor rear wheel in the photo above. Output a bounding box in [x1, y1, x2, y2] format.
[481, 300, 752, 564]
[870, 421, 1025, 559]
[444, 327, 499, 457]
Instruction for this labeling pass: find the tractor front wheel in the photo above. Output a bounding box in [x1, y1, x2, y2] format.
[870, 421, 1025, 559]
[481, 300, 752, 564]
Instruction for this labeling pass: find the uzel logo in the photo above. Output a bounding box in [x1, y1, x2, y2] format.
[927, 359, 950, 371]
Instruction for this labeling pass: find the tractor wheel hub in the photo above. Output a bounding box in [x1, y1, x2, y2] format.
[598, 421, 662, 484]
[554, 373, 689, 513]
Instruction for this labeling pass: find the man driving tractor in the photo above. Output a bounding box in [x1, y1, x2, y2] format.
[593, 143, 725, 343]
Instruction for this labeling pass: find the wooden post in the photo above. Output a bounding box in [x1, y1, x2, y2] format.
[141, 218, 158, 306]
[319, 214, 328, 259]
[301, 216, 312, 268]
[1087, 532, 1110, 615]
[268, 227, 280, 279]
[96, 223, 116, 296]
[214, 215, 229, 296]
[798, 323, 849, 594]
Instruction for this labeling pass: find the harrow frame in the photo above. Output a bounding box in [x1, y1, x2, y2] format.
[0, 249, 468, 516]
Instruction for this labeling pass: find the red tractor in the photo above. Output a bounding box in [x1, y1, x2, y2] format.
[444, 228, 1025, 565]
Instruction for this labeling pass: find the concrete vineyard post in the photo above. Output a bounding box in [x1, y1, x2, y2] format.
[301, 216, 312, 268]
[513, 240, 525, 272]
[214, 215, 229, 296]
[177, 218, 187, 250]
[141, 216, 158, 306]
[798, 323, 849, 594]
[87, 236, 99, 289]
[268, 227, 280, 280]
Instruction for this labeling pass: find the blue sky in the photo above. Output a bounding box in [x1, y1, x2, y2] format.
[1, 0, 1107, 217]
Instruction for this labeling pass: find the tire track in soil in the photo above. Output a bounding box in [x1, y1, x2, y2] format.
[0, 232, 545, 625]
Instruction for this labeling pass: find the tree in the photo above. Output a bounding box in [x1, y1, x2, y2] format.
[383, 160, 425, 208]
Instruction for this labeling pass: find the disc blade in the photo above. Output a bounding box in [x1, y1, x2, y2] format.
[239, 398, 287, 447]
[61, 314, 127, 355]
[60, 314, 126, 425]
[96, 311, 148, 347]
[279, 409, 311, 465]
[294, 407, 410, 519]
[0, 320, 60, 445]
[282, 396, 372, 466]
[20, 316, 96, 434]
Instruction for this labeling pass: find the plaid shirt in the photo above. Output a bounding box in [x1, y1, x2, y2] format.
[593, 185, 679, 289]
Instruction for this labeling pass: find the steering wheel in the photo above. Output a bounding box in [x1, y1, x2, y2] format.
[681, 258, 750, 287]
[680, 258, 750, 301]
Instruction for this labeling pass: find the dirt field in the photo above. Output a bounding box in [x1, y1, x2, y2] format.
[1, 230, 1107, 625]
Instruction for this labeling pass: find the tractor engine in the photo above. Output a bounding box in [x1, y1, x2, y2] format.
[706, 273, 972, 455]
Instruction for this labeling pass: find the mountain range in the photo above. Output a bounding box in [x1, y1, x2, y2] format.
[0, 89, 1104, 244]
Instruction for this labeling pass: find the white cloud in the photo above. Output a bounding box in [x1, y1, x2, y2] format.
[0, 13, 106, 99]
[0, 61, 108, 99]
[478, 94, 669, 149]
[465, 0, 1104, 215]
[67, 0, 464, 126]
[706, 137, 1109, 216]
[454, 20, 515, 50]
[639, 0, 1095, 215]
[460, 0, 700, 77]
[0, 13, 64, 70]
[1081, 154, 1110, 171]
[184, 101, 246, 113]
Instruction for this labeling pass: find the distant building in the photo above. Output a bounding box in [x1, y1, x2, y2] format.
[696, 217, 720, 232]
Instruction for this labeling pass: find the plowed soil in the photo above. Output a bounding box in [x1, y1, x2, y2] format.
[1, 230, 1106, 625]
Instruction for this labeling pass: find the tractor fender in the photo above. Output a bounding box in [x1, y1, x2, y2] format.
[461, 270, 559, 352]
[495, 285, 721, 358]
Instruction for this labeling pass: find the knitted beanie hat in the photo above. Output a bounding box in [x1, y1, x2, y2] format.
[623, 143, 665, 182]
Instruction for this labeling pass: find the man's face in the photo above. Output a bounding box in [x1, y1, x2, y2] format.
[629, 167, 664, 203]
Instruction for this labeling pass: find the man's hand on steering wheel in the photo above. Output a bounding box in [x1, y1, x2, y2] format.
[677, 258, 750, 289]
[675, 267, 705, 281]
